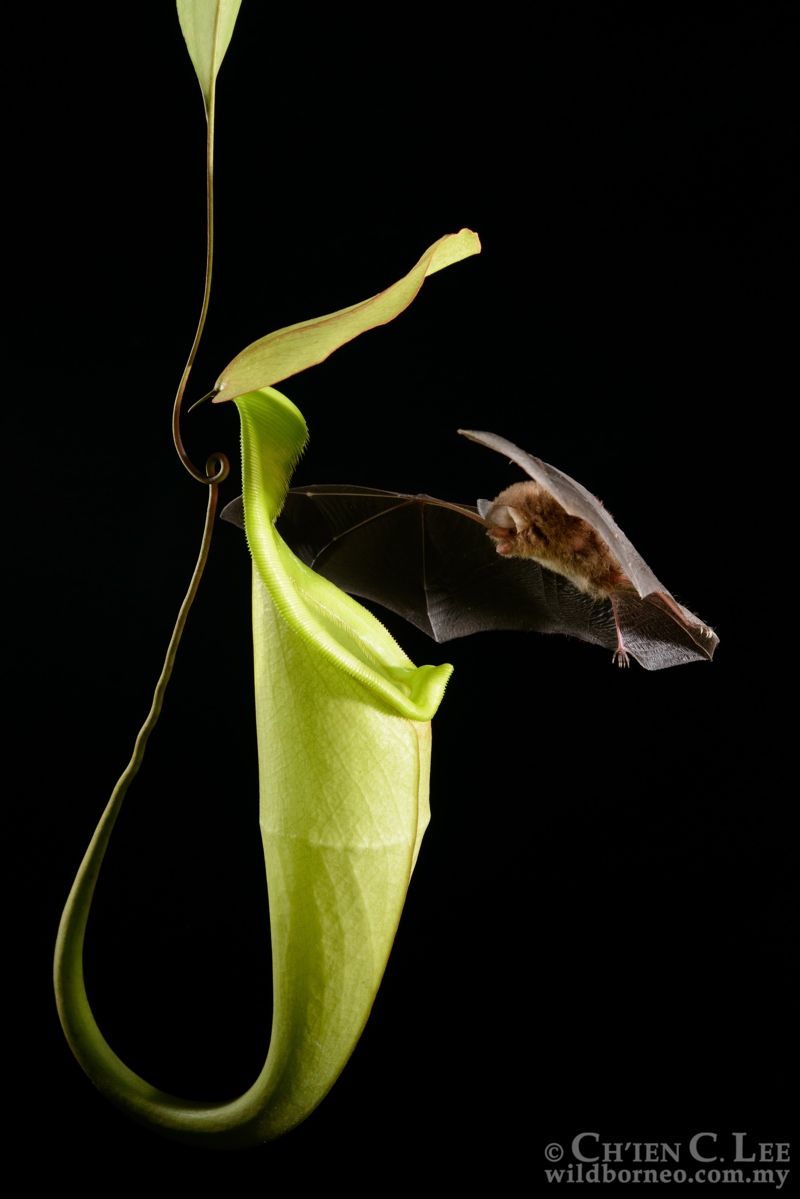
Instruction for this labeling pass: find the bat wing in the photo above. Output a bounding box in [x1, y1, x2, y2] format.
[221, 486, 622, 652]
[222, 482, 716, 668]
[459, 429, 718, 666]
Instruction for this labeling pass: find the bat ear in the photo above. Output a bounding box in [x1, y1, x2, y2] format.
[483, 502, 526, 532]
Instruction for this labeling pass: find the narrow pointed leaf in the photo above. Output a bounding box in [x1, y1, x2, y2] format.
[177, 0, 242, 113]
[213, 229, 481, 403]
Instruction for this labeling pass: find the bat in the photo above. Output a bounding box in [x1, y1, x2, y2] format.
[221, 431, 718, 670]
[460, 429, 718, 668]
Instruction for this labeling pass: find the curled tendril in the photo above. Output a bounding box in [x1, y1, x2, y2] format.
[205, 452, 230, 484]
[172, 384, 229, 485]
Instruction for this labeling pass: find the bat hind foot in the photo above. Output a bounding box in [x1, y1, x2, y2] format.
[609, 596, 630, 668]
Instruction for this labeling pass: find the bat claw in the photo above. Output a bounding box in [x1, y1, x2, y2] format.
[610, 596, 630, 668]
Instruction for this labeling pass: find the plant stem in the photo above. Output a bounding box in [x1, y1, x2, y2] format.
[172, 103, 228, 485]
[55, 66, 233, 1130]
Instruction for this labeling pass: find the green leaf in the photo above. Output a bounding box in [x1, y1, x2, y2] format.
[176, 0, 242, 114]
[213, 229, 481, 403]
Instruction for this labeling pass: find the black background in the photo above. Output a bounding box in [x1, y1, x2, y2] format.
[7, 3, 794, 1187]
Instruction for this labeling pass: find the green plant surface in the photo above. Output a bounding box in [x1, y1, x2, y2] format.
[54, 388, 451, 1144]
[214, 229, 481, 403]
[237, 386, 452, 1133]
[177, 0, 242, 115]
[54, 0, 477, 1146]
[53, 227, 477, 1140]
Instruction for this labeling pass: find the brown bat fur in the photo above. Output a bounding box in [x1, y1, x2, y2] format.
[484, 481, 635, 602]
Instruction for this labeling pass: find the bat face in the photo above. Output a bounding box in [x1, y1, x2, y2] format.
[480, 480, 634, 602]
[461, 429, 718, 667]
[221, 431, 718, 670]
